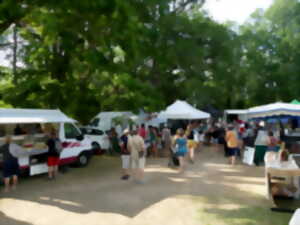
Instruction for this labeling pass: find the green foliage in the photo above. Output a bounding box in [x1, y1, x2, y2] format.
[1, 0, 300, 122]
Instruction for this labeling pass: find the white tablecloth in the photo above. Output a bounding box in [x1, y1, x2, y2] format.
[290, 208, 300, 225]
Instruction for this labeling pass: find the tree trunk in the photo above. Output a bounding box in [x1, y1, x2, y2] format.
[12, 24, 18, 84]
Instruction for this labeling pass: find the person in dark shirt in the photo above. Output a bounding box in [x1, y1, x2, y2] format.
[46, 130, 60, 179]
[0, 136, 20, 192]
[120, 129, 130, 180]
[14, 125, 24, 135]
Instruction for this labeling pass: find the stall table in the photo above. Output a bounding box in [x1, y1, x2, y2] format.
[265, 156, 300, 204]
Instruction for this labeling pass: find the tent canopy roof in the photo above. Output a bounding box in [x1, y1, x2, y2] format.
[248, 102, 300, 118]
[0, 108, 75, 124]
[159, 100, 210, 120]
[291, 99, 300, 105]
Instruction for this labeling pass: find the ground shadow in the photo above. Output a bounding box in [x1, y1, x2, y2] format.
[0, 148, 295, 223]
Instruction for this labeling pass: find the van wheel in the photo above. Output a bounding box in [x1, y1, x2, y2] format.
[77, 153, 90, 167]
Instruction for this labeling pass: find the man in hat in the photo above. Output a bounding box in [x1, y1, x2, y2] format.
[120, 128, 130, 180]
[128, 126, 146, 184]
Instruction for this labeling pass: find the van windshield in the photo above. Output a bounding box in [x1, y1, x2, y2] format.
[64, 123, 81, 139]
[89, 118, 100, 127]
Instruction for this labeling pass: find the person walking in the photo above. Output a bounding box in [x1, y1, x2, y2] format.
[225, 125, 239, 165]
[120, 129, 130, 180]
[173, 128, 188, 173]
[46, 129, 62, 180]
[0, 136, 22, 192]
[128, 128, 146, 184]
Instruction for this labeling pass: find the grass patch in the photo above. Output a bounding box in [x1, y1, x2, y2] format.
[197, 205, 291, 225]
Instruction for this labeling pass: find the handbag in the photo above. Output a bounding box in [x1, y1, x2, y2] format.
[138, 151, 145, 158]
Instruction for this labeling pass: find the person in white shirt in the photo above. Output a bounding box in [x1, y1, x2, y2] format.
[128, 128, 146, 184]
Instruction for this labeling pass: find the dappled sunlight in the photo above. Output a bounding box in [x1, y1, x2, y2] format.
[184, 172, 204, 178]
[145, 167, 177, 174]
[222, 175, 264, 183]
[167, 177, 188, 183]
[218, 167, 244, 173]
[204, 162, 233, 168]
[40, 197, 82, 207]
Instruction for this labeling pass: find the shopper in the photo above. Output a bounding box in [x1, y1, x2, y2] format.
[46, 129, 62, 180]
[148, 126, 158, 157]
[186, 123, 197, 164]
[225, 125, 239, 165]
[254, 124, 268, 166]
[173, 128, 188, 173]
[128, 128, 146, 184]
[0, 136, 22, 192]
[162, 125, 172, 158]
[109, 128, 121, 154]
[138, 124, 147, 139]
[267, 131, 279, 152]
[120, 129, 130, 180]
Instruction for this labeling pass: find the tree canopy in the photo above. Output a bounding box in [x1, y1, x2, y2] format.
[0, 0, 300, 123]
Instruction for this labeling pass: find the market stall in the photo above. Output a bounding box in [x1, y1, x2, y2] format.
[244, 102, 300, 165]
[159, 100, 210, 120]
[246, 103, 300, 210]
[0, 109, 91, 176]
[265, 151, 300, 212]
[248, 102, 300, 119]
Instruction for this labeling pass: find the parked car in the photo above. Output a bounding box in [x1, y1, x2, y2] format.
[80, 127, 110, 154]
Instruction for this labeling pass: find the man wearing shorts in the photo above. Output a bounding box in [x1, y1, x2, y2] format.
[128, 128, 146, 184]
[120, 129, 130, 180]
[225, 125, 239, 165]
[0, 136, 21, 192]
[46, 130, 61, 179]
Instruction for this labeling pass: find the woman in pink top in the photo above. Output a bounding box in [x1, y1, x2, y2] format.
[138, 124, 147, 139]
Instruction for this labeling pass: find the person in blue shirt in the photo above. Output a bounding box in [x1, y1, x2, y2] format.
[173, 128, 188, 173]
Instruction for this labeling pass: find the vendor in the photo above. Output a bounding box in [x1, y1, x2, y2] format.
[0, 136, 21, 192]
[267, 131, 279, 152]
[46, 129, 61, 180]
[254, 123, 269, 166]
[14, 125, 24, 135]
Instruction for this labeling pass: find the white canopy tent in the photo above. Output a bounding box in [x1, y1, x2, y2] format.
[0, 108, 75, 124]
[159, 100, 210, 120]
[248, 102, 300, 119]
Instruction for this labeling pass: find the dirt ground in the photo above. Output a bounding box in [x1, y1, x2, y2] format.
[0, 146, 292, 225]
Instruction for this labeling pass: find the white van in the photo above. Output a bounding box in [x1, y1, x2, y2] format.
[0, 109, 93, 176]
[85, 112, 134, 151]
